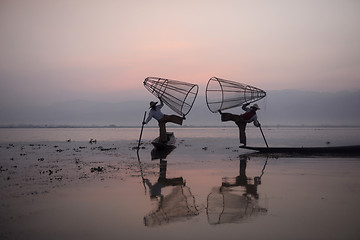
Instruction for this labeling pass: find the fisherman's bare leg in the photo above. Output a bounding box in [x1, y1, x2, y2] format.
[166, 115, 183, 125]
[220, 113, 241, 122]
[237, 121, 247, 146]
[158, 119, 167, 142]
[158, 115, 183, 143]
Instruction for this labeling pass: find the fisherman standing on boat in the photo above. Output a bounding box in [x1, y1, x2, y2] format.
[219, 103, 261, 146]
[143, 98, 185, 143]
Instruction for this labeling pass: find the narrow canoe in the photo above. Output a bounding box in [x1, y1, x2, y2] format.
[241, 145, 360, 156]
[151, 132, 176, 149]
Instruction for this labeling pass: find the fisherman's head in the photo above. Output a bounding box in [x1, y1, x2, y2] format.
[251, 104, 260, 111]
[149, 101, 158, 109]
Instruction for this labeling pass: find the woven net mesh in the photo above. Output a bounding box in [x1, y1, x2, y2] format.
[144, 77, 198, 116]
[206, 187, 267, 225]
[144, 185, 199, 227]
[206, 77, 266, 113]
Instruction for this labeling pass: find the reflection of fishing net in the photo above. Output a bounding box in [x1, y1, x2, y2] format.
[206, 77, 266, 113]
[144, 185, 199, 227]
[144, 77, 199, 116]
[206, 187, 267, 225]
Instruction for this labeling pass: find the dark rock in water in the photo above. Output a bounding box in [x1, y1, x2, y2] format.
[99, 147, 116, 151]
[0, 166, 8, 172]
[91, 166, 104, 173]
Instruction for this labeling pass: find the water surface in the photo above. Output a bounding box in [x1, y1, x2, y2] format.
[1, 127, 360, 240]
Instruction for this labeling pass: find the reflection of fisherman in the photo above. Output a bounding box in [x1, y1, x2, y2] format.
[207, 155, 267, 225]
[219, 103, 261, 146]
[143, 159, 197, 227]
[144, 159, 184, 199]
[222, 155, 261, 199]
[143, 98, 185, 143]
[144, 178, 165, 199]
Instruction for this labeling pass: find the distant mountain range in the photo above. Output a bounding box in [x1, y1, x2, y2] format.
[1, 90, 359, 127]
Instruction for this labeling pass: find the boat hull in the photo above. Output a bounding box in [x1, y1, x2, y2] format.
[151, 132, 176, 150]
[241, 145, 360, 157]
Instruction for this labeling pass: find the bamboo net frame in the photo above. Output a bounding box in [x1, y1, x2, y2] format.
[206, 77, 266, 113]
[144, 77, 199, 116]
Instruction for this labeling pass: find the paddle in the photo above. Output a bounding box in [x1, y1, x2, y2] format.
[137, 111, 147, 150]
[259, 124, 269, 148]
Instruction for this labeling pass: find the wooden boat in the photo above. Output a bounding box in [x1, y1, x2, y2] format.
[151, 132, 176, 149]
[240, 145, 360, 156]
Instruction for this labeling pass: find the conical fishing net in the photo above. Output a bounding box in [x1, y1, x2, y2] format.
[206, 77, 266, 113]
[144, 185, 199, 227]
[144, 77, 199, 116]
[206, 187, 267, 225]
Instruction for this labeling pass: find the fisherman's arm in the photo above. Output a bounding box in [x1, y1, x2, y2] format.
[242, 103, 250, 111]
[143, 112, 153, 124]
[158, 97, 164, 108]
[253, 116, 261, 127]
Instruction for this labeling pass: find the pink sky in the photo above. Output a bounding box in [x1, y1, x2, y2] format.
[0, 0, 359, 106]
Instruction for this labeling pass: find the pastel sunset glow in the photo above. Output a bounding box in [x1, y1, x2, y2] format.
[1, 0, 359, 107]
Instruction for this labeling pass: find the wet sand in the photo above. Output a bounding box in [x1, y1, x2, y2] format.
[1, 138, 360, 240]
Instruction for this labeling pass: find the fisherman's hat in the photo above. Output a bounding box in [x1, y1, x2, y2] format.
[251, 104, 260, 110]
[149, 101, 158, 108]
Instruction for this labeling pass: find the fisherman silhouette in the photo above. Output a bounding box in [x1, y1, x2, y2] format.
[219, 103, 261, 146]
[143, 98, 185, 143]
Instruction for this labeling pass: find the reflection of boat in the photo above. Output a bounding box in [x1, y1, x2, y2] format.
[151, 132, 176, 149]
[151, 145, 176, 160]
[206, 156, 267, 225]
[241, 145, 360, 156]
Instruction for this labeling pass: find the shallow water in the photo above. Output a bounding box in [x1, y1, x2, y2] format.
[1, 127, 360, 240]
[1, 126, 360, 146]
[3, 152, 360, 240]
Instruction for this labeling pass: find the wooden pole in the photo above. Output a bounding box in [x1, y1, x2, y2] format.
[137, 111, 147, 149]
[259, 125, 269, 148]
